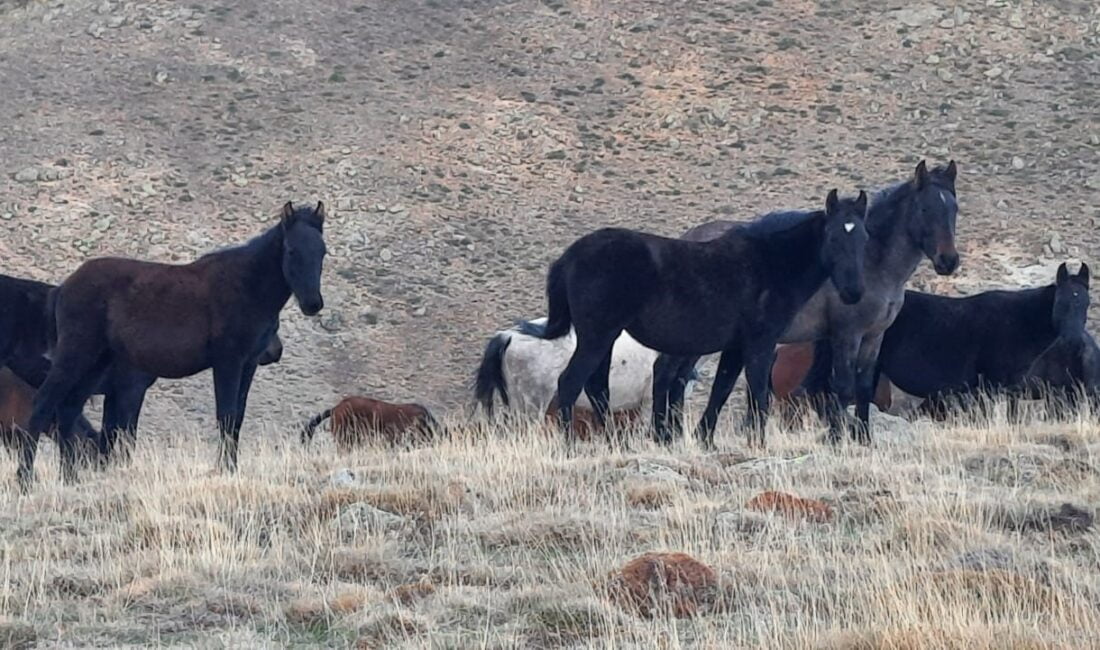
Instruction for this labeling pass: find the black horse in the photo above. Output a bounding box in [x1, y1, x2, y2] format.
[16, 201, 326, 490]
[654, 161, 959, 444]
[0, 273, 283, 465]
[811, 263, 1087, 420]
[1023, 263, 1100, 412]
[532, 189, 869, 449]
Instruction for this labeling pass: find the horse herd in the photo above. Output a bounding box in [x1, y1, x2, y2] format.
[1, 161, 1097, 492]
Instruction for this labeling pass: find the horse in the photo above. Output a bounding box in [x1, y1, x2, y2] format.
[0, 273, 284, 467]
[812, 262, 1086, 421]
[543, 394, 645, 442]
[0, 367, 100, 466]
[654, 161, 959, 445]
[15, 201, 326, 490]
[473, 317, 698, 418]
[530, 188, 870, 449]
[769, 343, 893, 413]
[1022, 263, 1100, 414]
[301, 396, 442, 451]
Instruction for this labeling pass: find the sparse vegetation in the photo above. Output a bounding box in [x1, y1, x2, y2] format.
[2, 409, 1098, 647]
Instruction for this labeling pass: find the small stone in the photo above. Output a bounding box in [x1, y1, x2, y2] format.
[1089, 134, 1099, 146]
[925, 54, 941, 64]
[340, 146, 352, 154]
[230, 174, 247, 187]
[545, 149, 567, 160]
[0, 213, 12, 220]
[571, 51, 587, 60]
[387, 204, 404, 213]
[984, 67, 1003, 79]
[359, 308, 380, 326]
[1048, 233, 1066, 255]
[154, 69, 169, 84]
[330, 469, 357, 488]
[938, 18, 955, 28]
[86, 22, 104, 38]
[937, 69, 954, 81]
[894, 6, 942, 28]
[93, 216, 113, 231]
[1007, 10, 1026, 29]
[953, 7, 969, 26]
[107, 15, 126, 27]
[13, 167, 39, 183]
[379, 248, 393, 262]
[1086, 175, 1100, 191]
[1011, 156, 1025, 169]
[319, 310, 345, 332]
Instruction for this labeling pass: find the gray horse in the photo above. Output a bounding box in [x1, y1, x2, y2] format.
[653, 160, 959, 445]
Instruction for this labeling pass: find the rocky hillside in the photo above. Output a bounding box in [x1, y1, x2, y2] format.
[1, 0, 1098, 427]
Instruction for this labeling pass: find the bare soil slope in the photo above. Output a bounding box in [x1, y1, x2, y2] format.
[1, 0, 1098, 425]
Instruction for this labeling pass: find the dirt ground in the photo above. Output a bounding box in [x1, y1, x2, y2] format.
[2, 0, 1098, 428]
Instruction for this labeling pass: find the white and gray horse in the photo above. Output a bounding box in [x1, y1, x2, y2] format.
[474, 318, 696, 418]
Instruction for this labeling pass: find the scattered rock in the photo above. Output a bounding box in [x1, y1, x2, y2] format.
[1007, 10, 1026, 29]
[984, 66, 1004, 79]
[319, 310, 345, 332]
[13, 167, 39, 183]
[1011, 156, 1025, 169]
[330, 502, 408, 535]
[605, 552, 718, 618]
[893, 6, 942, 28]
[379, 248, 393, 262]
[330, 468, 359, 488]
[746, 491, 834, 523]
[1047, 233, 1066, 255]
[993, 502, 1093, 534]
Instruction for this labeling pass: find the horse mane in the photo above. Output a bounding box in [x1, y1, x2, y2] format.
[737, 209, 822, 241]
[196, 223, 283, 262]
[866, 164, 955, 237]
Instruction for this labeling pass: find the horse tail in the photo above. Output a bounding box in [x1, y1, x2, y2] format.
[473, 334, 512, 414]
[541, 259, 572, 340]
[301, 409, 333, 445]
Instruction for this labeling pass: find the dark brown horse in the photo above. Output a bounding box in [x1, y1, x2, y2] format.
[301, 396, 441, 451]
[0, 368, 99, 465]
[16, 201, 326, 491]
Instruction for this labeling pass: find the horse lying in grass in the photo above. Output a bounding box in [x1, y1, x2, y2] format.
[302, 396, 442, 451]
[473, 317, 698, 418]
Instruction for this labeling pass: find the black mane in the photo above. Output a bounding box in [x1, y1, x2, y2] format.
[738, 209, 821, 240]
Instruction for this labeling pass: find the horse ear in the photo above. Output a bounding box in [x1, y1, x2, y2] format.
[1079, 262, 1091, 287]
[855, 190, 868, 216]
[912, 160, 929, 190]
[281, 201, 295, 226]
[945, 160, 958, 184]
[314, 201, 326, 223]
[1056, 262, 1069, 285]
[825, 189, 839, 215]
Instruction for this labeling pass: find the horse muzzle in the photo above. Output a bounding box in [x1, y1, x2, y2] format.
[932, 251, 960, 276]
[838, 287, 864, 305]
[299, 297, 324, 316]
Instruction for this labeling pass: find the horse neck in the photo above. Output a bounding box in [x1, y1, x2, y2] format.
[230, 226, 292, 316]
[865, 188, 926, 286]
[753, 216, 829, 301]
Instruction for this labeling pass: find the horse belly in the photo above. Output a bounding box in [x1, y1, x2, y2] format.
[116, 332, 211, 379]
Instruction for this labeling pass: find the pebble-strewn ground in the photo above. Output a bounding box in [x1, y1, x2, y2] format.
[2, 0, 1098, 427]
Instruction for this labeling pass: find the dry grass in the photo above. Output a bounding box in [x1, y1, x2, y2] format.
[2, 407, 1100, 648]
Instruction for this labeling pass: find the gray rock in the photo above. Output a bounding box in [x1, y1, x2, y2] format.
[1008, 10, 1026, 29]
[1048, 232, 1066, 254]
[1011, 156, 1025, 169]
[13, 167, 39, 183]
[330, 468, 358, 488]
[330, 502, 408, 535]
[894, 6, 942, 28]
[319, 310, 345, 332]
[379, 248, 393, 262]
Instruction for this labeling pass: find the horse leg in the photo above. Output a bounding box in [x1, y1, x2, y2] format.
[20, 347, 107, 491]
[824, 335, 860, 445]
[103, 373, 151, 465]
[692, 348, 743, 451]
[668, 356, 700, 440]
[650, 354, 680, 445]
[212, 362, 244, 472]
[232, 361, 258, 434]
[742, 342, 778, 447]
[582, 350, 617, 447]
[556, 332, 618, 449]
[852, 334, 885, 445]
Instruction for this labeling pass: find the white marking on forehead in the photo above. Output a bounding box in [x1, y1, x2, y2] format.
[844, 222, 855, 233]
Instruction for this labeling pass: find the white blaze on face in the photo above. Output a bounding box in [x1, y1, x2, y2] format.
[844, 222, 856, 233]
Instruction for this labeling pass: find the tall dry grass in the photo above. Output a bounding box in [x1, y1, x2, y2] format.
[1, 404, 1098, 648]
